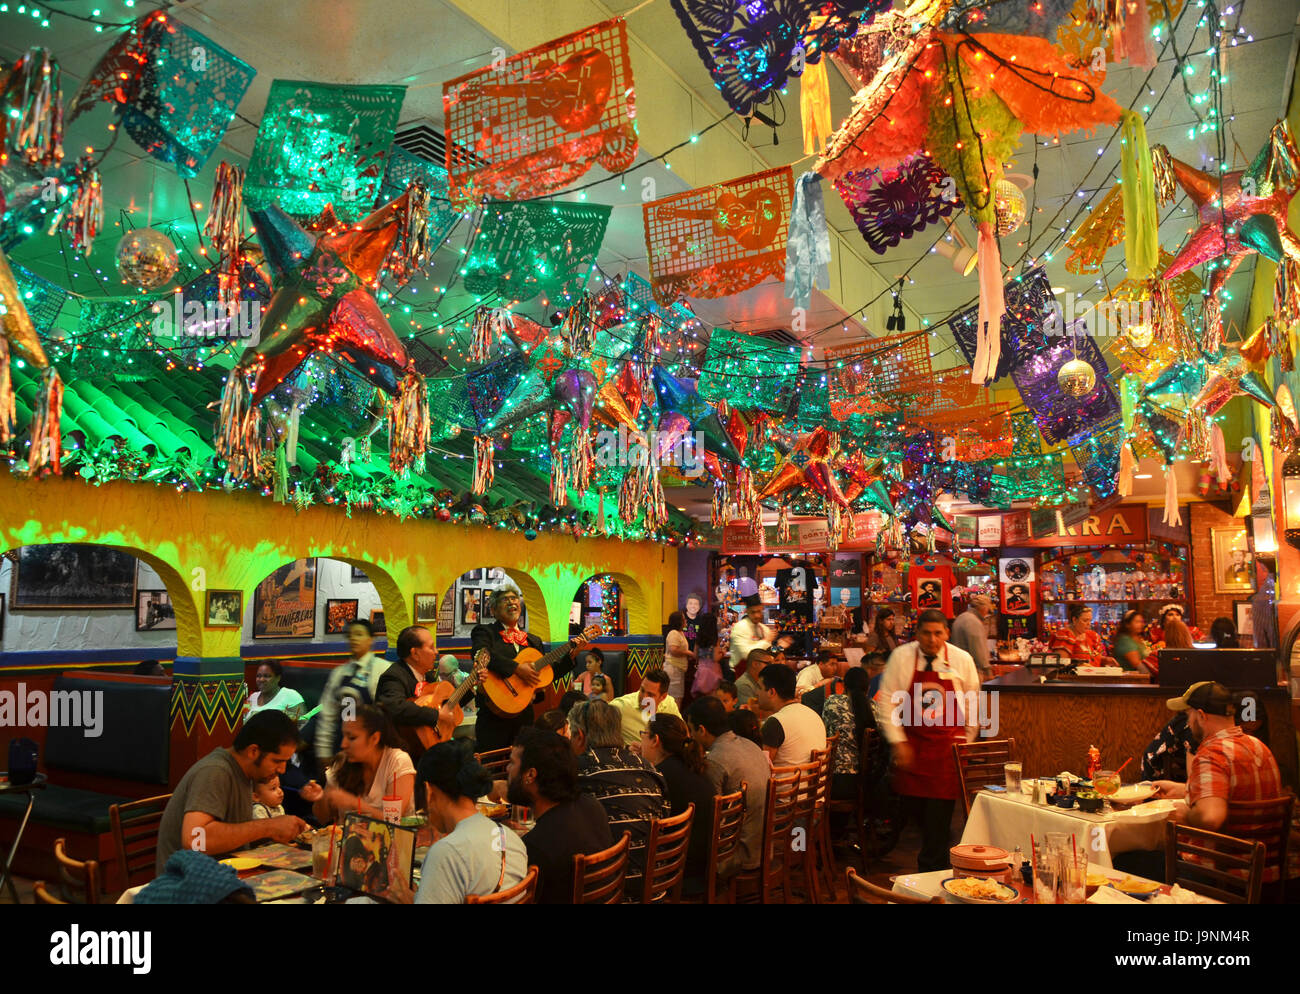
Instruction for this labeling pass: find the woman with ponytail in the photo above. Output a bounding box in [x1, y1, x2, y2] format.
[639, 713, 716, 895]
[823, 667, 876, 800]
[414, 739, 529, 903]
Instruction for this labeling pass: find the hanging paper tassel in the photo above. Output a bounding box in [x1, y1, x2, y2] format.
[469, 307, 494, 364]
[711, 478, 728, 529]
[203, 161, 246, 312]
[777, 503, 791, 545]
[52, 156, 103, 256]
[1119, 111, 1158, 282]
[387, 180, 431, 285]
[597, 489, 607, 535]
[561, 296, 596, 357]
[1208, 422, 1230, 484]
[1150, 145, 1176, 205]
[570, 429, 593, 496]
[1118, 442, 1136, 497]
[971, 221, 1005, 385]
[388, 371, 429, 477]
[845, 510, 858, 543]
[800, 59, 833, 155]
[642, 462, 667, 533]
[1, 48, 64, 168]
[213, 371, 261, 480]
[1203, 297, 1225, 355]
[0, 338, 14, 446]
[1120, 0, 1157, 69]
[472, 434, 495, 495]
[272, 443, 289, 504]
[551, 444, 570, 507]
[24, 366, 61, 477]
[1162, 463, 1183, 526]
[784, 172, 831, 310]
[887, 514, 904, 551]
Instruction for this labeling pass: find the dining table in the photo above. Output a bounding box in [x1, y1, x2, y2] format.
[960, 789, 1174, 869]
[891, 863, 1219, 904]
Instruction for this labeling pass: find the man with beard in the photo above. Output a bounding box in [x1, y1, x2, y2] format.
[506, 727, 613, 904]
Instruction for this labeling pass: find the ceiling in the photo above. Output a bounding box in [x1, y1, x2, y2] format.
[3, 0, 1296, 524]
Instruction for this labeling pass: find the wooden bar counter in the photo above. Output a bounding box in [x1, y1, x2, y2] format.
[982, 667, 1298, 789]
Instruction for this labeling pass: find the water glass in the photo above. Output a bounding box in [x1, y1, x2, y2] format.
[1032, 849, 1059, 904]
[311, 832, 336, 881]
[511, 804, 535, 830]
[1004, 762, 1022, 796]
[1060, 850, 1087, 904]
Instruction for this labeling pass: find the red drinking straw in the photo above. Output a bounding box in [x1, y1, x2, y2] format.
[1116, 756, 1133, 778]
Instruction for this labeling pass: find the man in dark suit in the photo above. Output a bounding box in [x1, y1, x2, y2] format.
[376, 625, 457, 761]
[472, 586, 577, 753]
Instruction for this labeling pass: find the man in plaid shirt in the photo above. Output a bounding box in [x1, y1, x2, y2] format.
[1153, 681, 1281, 832]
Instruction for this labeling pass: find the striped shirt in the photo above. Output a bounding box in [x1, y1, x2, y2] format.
[576, 746, 670, 899]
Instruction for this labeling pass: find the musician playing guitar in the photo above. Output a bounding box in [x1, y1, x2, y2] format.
[472, 586, 579, 752]
[376, 626, 460, 762]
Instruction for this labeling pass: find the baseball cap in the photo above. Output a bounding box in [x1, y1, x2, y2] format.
[1166, 681, 1234, 716]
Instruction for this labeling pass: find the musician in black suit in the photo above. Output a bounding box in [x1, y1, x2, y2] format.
[472, 586, 579, 753]
[376, 625, 457, 761]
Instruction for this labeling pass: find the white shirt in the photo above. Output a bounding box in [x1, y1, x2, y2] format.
[765, 702, 828, 767]
[874, 640, 981, 745]
[729, 617, 773, 668]
[795, 663, 829, 695]
[326, 746, 417, 816]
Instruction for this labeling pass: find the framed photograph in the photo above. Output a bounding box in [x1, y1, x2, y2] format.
[370, 608, 387, 635]
[462, 568, 483, 583]
[325, 598, 360, 635]
[11, 544, 136, 609]
[481, 591, 495, 622]
[205, 590, 243, 628]
[488, 567, 506, 581]
[351, 565, 369, 583]
[253, 559, 318, 639]
[435, 593, 455, 636]
[460, 587, 482, 626]
[336, 813, 416, 903]
[1211, 527, 1254, 594]
[1234, 599, 1254, 638]
[135, 589, 176, 632]
[413, 593, 438, 625]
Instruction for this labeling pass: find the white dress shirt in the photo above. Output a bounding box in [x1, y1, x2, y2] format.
[729, 617, 773, 668]
[873, 640, 981, 745]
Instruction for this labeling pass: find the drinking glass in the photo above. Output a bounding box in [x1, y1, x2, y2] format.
[1032, 849, 1059, 904]
[1060, 850, 1087, 904]
[311, 832, 335, 881]
[1004, 762, 1022, 797]
[512, 805, 535, 831]
[1093, 770, 1119, 813]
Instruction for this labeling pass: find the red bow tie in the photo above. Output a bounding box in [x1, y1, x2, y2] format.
[501, 628, 527, 646]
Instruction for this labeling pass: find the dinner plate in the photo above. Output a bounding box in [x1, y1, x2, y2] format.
[1105, 881, 1161, 901]
[1110, 799, 1176, 822]
[1110, 783, 1157, 804]
[220, 857, 263, 871]
[939, 877, 1021, 904]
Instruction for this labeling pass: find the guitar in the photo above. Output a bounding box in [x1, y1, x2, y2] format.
[655, 188, 784, 251]
[480, 624, 603, 716]
[457, 49, 613, 133]
[409, 655, 488, 750]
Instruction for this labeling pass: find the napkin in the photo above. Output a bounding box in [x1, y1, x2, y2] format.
[1086, 886, 1144, 904]
[1149, 885, 1217, 905]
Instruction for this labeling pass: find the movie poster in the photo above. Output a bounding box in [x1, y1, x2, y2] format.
[253, 559, 318, 638]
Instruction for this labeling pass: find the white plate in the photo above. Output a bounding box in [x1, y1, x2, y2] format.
[1110, 799, 1176, 822]
[939, 877, 1021, 904]
[1111, 783, 1157, 803]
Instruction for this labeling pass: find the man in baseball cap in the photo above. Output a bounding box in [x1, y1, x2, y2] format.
[1154, 681, 1281, 833]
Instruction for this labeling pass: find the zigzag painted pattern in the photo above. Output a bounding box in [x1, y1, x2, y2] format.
[170, 676, 246, 735]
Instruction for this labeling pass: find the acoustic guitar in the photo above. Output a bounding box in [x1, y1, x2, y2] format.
[479, 624, 603, 716]
[409, 655, 488, 750]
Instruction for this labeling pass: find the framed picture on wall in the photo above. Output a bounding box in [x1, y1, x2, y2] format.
[370, 608, 387, 635]
[1234, 599, 1254, 639]
[325, 598, 360, 635]
[435, 593, 455, 636]
[205, 590, 243, 628]
[462, 569, 483, 583]
[1211, 527, 1254, 594]
[351, 565, 369, 583]
[481, 592, 495, 622]
[413, 593, 438, 625]
[0, 591, 5, 640]
[135, 589, 176, 632]
[11, 544, 136, 609]
[461, 587, 482, 626]
[253, 559, 318, 639]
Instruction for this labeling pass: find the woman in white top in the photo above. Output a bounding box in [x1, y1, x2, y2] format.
[244, 660, 305, 721]
[314, 705, 416, 821]
[663, 611, 695, 705]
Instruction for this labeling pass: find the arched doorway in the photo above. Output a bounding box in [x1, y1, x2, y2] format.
[245, 557, 397, 644]
[570, 575, 627, 638]
[437, 567, 548, 639]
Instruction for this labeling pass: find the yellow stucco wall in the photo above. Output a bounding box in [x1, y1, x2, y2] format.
[0, 473, 677, 657]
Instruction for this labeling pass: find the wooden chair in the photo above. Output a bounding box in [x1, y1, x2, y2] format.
[572, 831, 631, 904]
[813, 735, 838, 897]
[734, 766, 801, 904]
[845, 866, 942, 904]
[641, 804, 695, 904]
[52, 838, 100, 905]
[466, 865, 539, 905]
[1164, 821, 1265, 904]
[702, 786, 746, 904]
[474, 747, 513, 782]
[108, 794, 171, 888]
[953, 738, 1016, 817]
[1222, 793, 1295, 901]
[828, 727, 874, 873]
[32, 881, 67, 905]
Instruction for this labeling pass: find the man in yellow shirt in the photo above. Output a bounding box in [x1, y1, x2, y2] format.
[611, 667, 680, 745]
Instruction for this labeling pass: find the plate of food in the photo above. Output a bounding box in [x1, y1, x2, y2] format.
[476, 800, 509, 820]
[940, 877, 1021, 904]
[1110, 783, 1158, 805]
[1106, 876, 1162, 900]
[219, 856, 264, 872]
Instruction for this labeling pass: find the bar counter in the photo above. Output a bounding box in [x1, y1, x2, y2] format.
[981, 667, 1298, 788]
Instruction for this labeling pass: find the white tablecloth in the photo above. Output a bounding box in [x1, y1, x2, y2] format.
[890, 863, 1153, 903]
[960, 792, 1170, 869]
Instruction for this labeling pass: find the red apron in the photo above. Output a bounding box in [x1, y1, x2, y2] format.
[892, 644, 965, 801]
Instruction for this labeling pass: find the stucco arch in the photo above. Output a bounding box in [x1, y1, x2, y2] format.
[567, 571, 652, 636]
[434, 564, 552, 643]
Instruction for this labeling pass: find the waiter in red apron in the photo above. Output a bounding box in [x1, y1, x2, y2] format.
[875, 608, 983, 871]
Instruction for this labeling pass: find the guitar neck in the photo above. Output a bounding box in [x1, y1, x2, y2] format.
[446, 669, 480, 707]
[534, 641, 576, 671]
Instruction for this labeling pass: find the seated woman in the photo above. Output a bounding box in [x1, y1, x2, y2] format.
[1048, 603, 1113, 665]
[822, 667, 875, 801]
[415, 740, 528, 904]
[313, 706, 416, 822]
[244, 660, 305, 721]
[1111, 610, 1153, 674]
[1149, 610, 1194, 676]
[638, 714, 716, 896]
